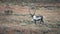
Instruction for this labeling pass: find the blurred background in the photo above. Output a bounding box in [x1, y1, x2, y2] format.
[0, 0, 60, 34]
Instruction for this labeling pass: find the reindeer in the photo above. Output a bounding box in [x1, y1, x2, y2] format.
[29, 7, 44, 25]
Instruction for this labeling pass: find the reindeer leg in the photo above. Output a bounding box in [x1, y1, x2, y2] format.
[41, 19, 44, 25]
[34, 20, 36, 24]
[40, 20, 41, 24]
[35, 21, 36, 24]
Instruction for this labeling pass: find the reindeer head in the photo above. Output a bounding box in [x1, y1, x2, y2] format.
[29, 13, 34, 18]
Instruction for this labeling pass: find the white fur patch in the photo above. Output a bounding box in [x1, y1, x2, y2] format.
[33, 15, 41, 20]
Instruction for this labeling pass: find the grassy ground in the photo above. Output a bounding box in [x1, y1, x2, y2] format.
[0, 13, 60, 34]
[0, 4, 60, 34]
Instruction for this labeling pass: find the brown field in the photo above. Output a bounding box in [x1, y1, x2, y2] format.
[0, 4, 60, 34]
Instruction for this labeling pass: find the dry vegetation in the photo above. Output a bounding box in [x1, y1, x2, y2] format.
[0, 4, 60, 34]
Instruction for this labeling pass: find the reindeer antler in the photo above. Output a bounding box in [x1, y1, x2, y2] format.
[28, 3, 36, 17]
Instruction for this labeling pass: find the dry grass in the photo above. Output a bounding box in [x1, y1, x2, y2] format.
[0, 4, 60, 34]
